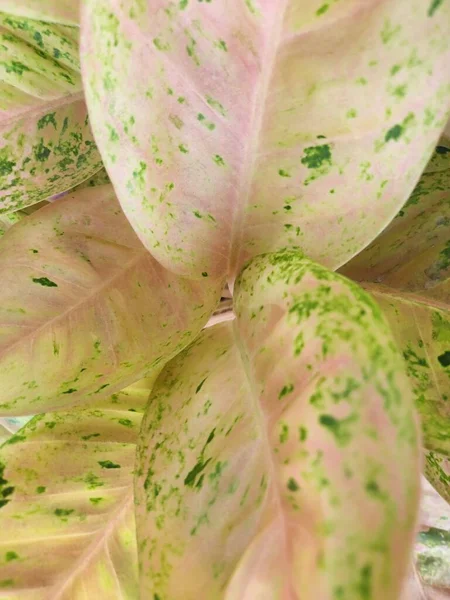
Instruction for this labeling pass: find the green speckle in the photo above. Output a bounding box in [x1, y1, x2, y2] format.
[33, 31, 43, 47]
[0, 579, 14, 588]
[33, 140, 51, 162]
[89, 497, 103, 505]
[279, 423, 289, 444]
[179, 0, 189, 8]
[118, 419, 133, 428]
[45, 421, 56, 429]
[37, 113, 57, 130]
[153, 37, 170, 51]
[357, 564, 372, 599]
[62, 388, 77, 394]
[201, 272, 208, 277]
[213, 154, 225, 167]
[178, 144, 189, 153]
[206, 95, 227, 116]
[36, 486, 46, 494]
[184, 458, 212, 487]
[4, 60, 30, 75]
[438, 351, 450, 367]
[299, 426, 308, 442]
[196, 378, 207, 393]
[278, 169, 291, 177]
[98, 460, 121, 469]
[319, 414, 355, 447]
[428, 0, 444, 16]
[346, 108, 357, 118]
[216, 39, 227, 51]
[32, 277, 57, 288]
[54, 508, 74, 518]
[301, 144, 332, 169]
[5, 551, 18, 562]
[287, 477, 300, 492]
[316, 3, 329, 15]
[278, 383, 294, 399]
[385, 124, 403, 142]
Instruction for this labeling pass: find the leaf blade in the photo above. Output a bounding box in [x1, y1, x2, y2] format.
[0, 12, 102, 211]
[0, 184, 221, 415]
[0, 379, 155, 598]
[135, 250, 420, 599]
[82, 0, 450, 280]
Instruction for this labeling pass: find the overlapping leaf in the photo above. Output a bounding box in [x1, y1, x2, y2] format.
[0, 2, 79, 26]
[341, 137, 450, 501]
[0, 378, 154, 598]
[136, 250, 420, 599]
[82, 0, 450, 281]
[0, 11, 102, 212]
[0, 184, 221, 416]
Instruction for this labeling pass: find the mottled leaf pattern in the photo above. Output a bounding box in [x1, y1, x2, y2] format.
[341, 138, 450, 502]
[81, 0, 450, 281]
[0, 12, 102, 211]
[0, 184, 221, 415]
[135, 250, 420, 600]
[0, 378, 155, 598]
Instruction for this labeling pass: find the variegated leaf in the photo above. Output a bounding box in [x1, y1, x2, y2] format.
[0, 184, 221, 416]
[0, 378, 155, 598]
[135, 250, 420, 600]
[341, 137, 450, 502]
[0, 11, 102, 212]
[81, 0, 450, 281]
[0, 2, 79, 26]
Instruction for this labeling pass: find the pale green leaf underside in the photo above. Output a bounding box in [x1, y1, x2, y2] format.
[136, 250, 420, 600]
[82, 0, 450, 280]
[0, 378, 155, 598]
[0, 12, 102, 212]
[0, 184, 221, 415]
[340, 138, 450, 502]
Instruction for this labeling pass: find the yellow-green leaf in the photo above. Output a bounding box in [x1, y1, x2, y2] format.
[135, 250, 420, 599]
[0, 11, 102, 212]
[0, 378, 154, 598]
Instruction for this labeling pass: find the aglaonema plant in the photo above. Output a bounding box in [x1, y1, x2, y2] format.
[0, 0, 449, 597]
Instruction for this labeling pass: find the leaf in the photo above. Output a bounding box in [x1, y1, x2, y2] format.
[0, 2, 79, 26]
[135, 250, 420, 599]
[81, 0, 450, 281]
[340, 138, 450, 501]
[0, 184, 221, 416]
[0, 11, 103, 212]
[0, 377, 155, 598]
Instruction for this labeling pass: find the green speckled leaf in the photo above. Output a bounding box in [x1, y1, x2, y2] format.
[0, 2, 79, 26]
[341, 137, 450, 502]
[0, 184, 221, 416]
[81, 0, 450, 281]
[0, 12, 102, 212]
[135, 250, 420, 599]
[0, 378, 155, 598]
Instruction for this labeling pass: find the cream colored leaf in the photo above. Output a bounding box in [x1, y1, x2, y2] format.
[0, 184, 221, 415]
